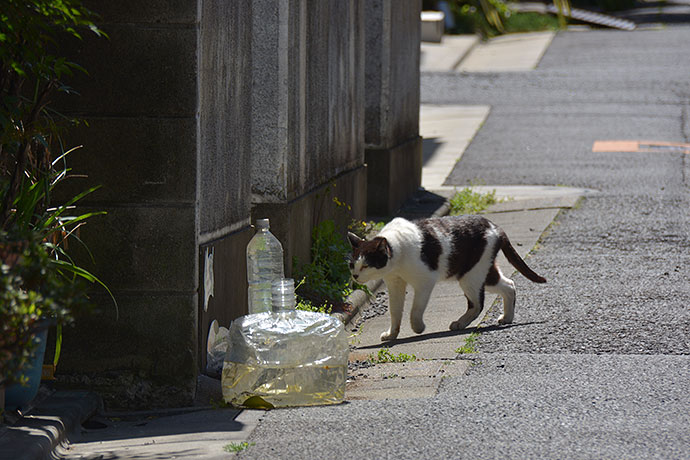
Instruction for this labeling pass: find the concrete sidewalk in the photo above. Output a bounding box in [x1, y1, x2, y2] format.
[421, 31, 555, 73]
[346, 181, 590, 401]
[0, 31, 570, 460]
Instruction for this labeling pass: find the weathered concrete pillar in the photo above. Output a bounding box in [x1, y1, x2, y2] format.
[55, 1, 255, 408]
[250, 0, 367, 274]
[365, 0, 422, 217]
[196, 0, 255, 384]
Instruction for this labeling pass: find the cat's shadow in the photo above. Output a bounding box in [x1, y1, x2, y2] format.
[354, 321, 544, 350]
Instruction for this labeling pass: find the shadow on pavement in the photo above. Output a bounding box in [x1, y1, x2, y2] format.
[354, 321, 545, 350]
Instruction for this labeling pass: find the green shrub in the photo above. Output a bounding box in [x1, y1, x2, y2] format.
[293, 216, 373, 312]
[1, 231, 89, 387]
[0, 0, 111, 386]
[294, 220, 354, 305]
[443, 0, 570, 37]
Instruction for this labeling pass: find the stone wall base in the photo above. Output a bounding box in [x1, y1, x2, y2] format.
[198, 226, 254, 373]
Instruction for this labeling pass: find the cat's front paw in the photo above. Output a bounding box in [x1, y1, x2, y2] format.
[380, 329, 399, 341]
[449, 319, 469, 331]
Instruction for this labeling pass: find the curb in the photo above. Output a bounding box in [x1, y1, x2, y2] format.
[0, 390, 101, 460]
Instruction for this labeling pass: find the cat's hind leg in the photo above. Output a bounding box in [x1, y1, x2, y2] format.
[381, 275, 406, 341]
[450, 280, 485, 331]
[485, 264, 516, 325]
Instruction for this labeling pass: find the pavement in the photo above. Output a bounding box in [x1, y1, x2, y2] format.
[235, 21, 689, 460]
[3, 17, 690, 460]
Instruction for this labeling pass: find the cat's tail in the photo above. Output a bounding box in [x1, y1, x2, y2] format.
[499, 231, 547, 283]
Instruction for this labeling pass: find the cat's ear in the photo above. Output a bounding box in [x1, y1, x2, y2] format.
[376, 237, 392, 259]
[347, 232, 363, 248]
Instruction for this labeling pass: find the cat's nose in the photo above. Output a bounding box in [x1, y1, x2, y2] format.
[353, 274, 359, 280]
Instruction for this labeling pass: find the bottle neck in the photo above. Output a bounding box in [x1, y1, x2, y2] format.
[272, 278, 295, 311]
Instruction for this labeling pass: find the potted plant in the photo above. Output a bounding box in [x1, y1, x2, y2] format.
[0, 0, 110, 414]
[0, 228, 88, 411]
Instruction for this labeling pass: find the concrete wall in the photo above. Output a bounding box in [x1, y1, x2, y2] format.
[365, 0, 422, 216]
[55, 1, 255, 408]
[196, 0, 255, 384]
[54, 0, 369, 408]
[251, 0, 367, 273]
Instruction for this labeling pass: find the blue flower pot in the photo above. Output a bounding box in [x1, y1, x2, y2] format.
[4, 322, 51, 411]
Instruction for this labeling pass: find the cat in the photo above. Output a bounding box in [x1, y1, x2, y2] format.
[347, 215, 546, 342]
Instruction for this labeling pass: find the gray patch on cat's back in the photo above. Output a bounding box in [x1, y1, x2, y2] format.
[416, 220, 443, 271]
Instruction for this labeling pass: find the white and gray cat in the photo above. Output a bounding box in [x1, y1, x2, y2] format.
[347, 215, 546, 342]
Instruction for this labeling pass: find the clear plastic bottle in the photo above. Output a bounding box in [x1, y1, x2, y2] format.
[246, 218, 284, 314]
[271, 278, 296, 311]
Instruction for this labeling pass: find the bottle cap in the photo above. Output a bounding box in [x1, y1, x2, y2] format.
[256, 218, 270, 229]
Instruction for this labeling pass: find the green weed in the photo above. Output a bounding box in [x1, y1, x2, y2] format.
[295, 296, 333, 314]
[370, 348, 417, 363]
[449, 186, 499, 215]
[223, 442, 255, 453]
[455, 332, 480, 355]
[293, 218, 371, 311]
[293, 220, 354, 305]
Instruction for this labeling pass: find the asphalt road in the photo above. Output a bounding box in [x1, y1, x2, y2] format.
[237, 28, 690, 460]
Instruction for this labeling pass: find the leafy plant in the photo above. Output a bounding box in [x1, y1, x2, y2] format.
[293, 220, 352, 302]
[296, 297, 333, 315]
[0, 231, 89, 387]
[449, 186, 499, 215]
[455, 331, 480, 354]
[293, 219, 370, 310]
[0, 0, 111, 386]
[441, 0, 570, 37]
[1, 0, 105, 226]
[369, 348, 417, 364]
[501, 12, 560, 35]
[223, 442, 255, 453]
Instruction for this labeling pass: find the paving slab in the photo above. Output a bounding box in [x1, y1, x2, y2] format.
[420, 35, 479, 72]
[458, 31, 556, 72]
[346, 360, 470, 401]
[346, 185, 587, 401]
[59, 408, 259, 460]
[421, 104, 491, 190]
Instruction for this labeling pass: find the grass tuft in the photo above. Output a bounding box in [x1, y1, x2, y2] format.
[223, 442, 255, 453]
[369, 348, 417, 363]
[449, 186, 499, 215]
[455, 332, 480, 355]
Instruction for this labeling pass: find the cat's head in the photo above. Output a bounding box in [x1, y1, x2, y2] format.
[347, 232, 393, 283]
